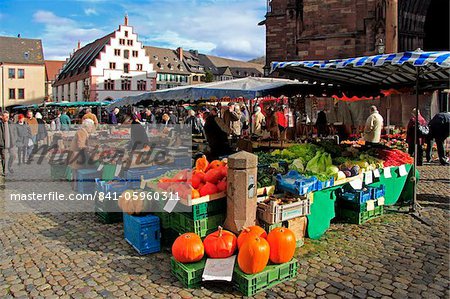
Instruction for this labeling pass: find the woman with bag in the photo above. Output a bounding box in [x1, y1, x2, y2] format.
[406, 109, 428, 166]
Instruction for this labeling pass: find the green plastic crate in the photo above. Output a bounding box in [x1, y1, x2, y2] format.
[233, 258, 298, 296]
[153, 212, 172, 229]
[95, 210, 123, 224]
[181, 199, 226, 220]
[171, 257, 206, 288]
[338, 205, 384, 224]
[258, 220, 287, 233]
[170, 212, 226, 237]
[161, 228, 179, 247]
[50, 164, 67, 180]
[338, 198, 380, 213]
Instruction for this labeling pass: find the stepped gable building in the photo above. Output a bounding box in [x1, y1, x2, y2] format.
[0, 36, 45, 108]
[53, 16, 156, 102]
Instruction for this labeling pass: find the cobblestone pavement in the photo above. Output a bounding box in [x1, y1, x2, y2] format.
[0, 164, 449, 298]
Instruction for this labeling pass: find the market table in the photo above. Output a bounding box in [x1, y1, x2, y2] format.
[306, 164, 417, 239]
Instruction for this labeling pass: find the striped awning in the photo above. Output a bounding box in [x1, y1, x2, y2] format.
[271, 51, 450, 89]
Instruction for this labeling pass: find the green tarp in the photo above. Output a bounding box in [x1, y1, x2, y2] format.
[307, 164, 417, 239]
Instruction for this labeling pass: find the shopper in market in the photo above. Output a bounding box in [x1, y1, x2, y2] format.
[363, 105, 384, 146]
[426, 111, 450, 166]
[406, 109, 427, 165]
[141, 108, 155, 124]
[316, 109, 328, 137]
[184, 110, 204, 136]
[168, 110, 178, 124]
[222, 103, 240, 133]
[266, 106, 279, 140]
[68, 118, 95, 186]
[81, 108, 99, 126]
[60, 109, 71, 131]
[24, 110, 38, 161]
[240, 104, 250, 136]
[204, 107, 232, 160]
[276, 105, 287, 140]
[129, 116, 149, 151]
[109, 107, 121, 124]
[35, 112, 48, 146]
[161, 113, 175, 127]
[0, 111, 17, 175]
[252, 106, 265, 136]
[15, 114, 31, 166]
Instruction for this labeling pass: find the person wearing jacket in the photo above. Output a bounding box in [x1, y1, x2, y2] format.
[0, 111, 17, 175]
[184, 110, 204, 136]
[60, 110, 71, 131]
[426, 112, 450, 165]
[252, 106, 265, 136]
[15, 114, 31, 166]
[35, 112, 48, 145]
[406, 109, 427, 166]
[204, 107, 232, 160]
[222, 103, 240, 134]
[363, 106, 384, 146]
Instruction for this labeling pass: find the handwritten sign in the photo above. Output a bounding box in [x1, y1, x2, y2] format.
[97, 163, 104, 172]
[364, 171, 373, 185]
[399, 164, 408, 177]
[349, 178, 363, 190]
[373, 169, 380, 178]
[377, 197, 385, 206]
[114, 164, 122, 177]
[383, 167, 392, 178]
[366, 200, 375, 211]
[202, 256, 236, 282]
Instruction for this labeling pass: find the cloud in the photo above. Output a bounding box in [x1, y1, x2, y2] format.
[122, 0, 266, 61]
[32, 10, 106, 60]
[84, 8, 98, 16]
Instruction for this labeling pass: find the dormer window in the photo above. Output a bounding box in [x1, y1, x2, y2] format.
[153, 55, 158, 60]
[164, 56, 169, 61]
[157, 62, 162, 69]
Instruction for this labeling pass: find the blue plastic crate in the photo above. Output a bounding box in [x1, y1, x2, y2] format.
[316, 177, 335, 190]
[95, 178, 129, 195]
[371, 185, 386, 199]
[123, 213, 161, 255]
[339, 188, 372, 204]
[125, 166, 171, 188]
[276, 170, 318, 195]
[77, 180, 96, 194]
[76, 168, 100, 182]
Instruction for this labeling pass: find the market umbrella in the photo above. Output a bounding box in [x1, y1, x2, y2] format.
[271, 50, 450, 217]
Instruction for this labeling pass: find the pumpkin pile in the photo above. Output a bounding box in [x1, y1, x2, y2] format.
[171, 225, 297, 275]
[155, 156, 228, 200]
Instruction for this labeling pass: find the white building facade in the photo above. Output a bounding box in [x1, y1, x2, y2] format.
[53, 16, 156, 102]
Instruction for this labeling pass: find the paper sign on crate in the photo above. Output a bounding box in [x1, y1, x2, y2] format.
[373, 169, 380, 178]
[202, 255, 236, 282]
[364, 171, 373, 185]
[383, 167, 392, 178]
[366, 200, 375, 211]
[398, 164, 408, 177]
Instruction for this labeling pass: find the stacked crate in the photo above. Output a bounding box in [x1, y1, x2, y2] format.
[336, 185, 385, 224]
[154, 198, 226, 246]
[123, 213, 161, 255]
[94, 178, 128, 223]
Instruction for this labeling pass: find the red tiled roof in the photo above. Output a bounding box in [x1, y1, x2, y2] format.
[45, 60, 65, 81]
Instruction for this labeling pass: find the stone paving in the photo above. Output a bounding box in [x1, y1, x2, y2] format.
[0, 163, 449, 298]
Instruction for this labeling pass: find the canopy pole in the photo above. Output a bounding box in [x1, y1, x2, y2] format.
[412, 67, 419, 213]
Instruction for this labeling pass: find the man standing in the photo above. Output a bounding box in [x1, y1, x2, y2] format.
[141, 108, 155, 124]
[222, 103, 240, 134]
[204, 107, 232, 160]
[0, 111, 17, 174]
[426, 112, 450, 165]
[60, 109, 71, 131]
[363, 105, 384, 146]
[25, 110, 38, 160]
[82, 108, 99, 126]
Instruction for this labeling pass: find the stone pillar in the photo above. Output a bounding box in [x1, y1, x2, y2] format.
[223, 151, 258, 234]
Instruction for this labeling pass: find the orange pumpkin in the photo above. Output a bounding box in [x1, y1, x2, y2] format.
[203, 226, 237, 258]
[172, 233, 204, 263]
[199, 182, 218, 197]
[237, 226, 267, 249]
[191, 189, 200, 199]
[206, 160, 222, 171]
[238, 235, 270, 274]
[266, 227, 296, 264]
[195, 155, 209, 172]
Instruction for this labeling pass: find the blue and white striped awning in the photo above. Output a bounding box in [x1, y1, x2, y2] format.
[271, 51, 450, 89]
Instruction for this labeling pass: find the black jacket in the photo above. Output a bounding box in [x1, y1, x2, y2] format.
[0, 121, 16, 148]
[429, 112, 450, 139]
[15, 123, 31, 148]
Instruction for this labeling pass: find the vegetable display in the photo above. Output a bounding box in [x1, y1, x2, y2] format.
[237, 235, 270, 274]
[203, 227, 237, 258]
[266, 227, 296, 264]
[237, 226, 267, 249]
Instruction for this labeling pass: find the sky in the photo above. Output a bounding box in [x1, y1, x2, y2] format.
[0, 0, 267, 61]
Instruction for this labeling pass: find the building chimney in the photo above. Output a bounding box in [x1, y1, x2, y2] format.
[177, 47, 183, 62]
[124, 13, 128, 26]
[77, 40, 81, 50]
